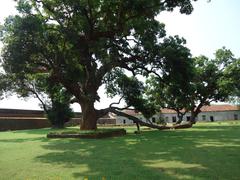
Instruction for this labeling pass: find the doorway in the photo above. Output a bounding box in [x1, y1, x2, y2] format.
[210, 116, 214, 122]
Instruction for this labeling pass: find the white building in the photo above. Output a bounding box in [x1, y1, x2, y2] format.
[161, 105, 240, 123]
[113, 109, 160, 125]
[112, 105, 240, 125]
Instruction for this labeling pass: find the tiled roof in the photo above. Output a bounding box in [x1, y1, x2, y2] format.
[200, 104, 240, 112]
[119, 104, 240, 116]
[161, 104, 240, 114]
[161, 108, 179, 114]
[122, 109, 140, 116]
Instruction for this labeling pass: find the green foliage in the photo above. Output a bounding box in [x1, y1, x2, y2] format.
[46, 99, 74, 129]
[145, 36, 194, 115]
[214, 47, 235, 67]
[0, 0, 198, 129]
[193, 55, 225, 102]
[146, 47, 238, 122]
[46, 85, 74, 128]
[192, 48, 240, 106]
[0, 66, 74, 128]
[221, 59, 240, 100]
[105, 70, 156, 119]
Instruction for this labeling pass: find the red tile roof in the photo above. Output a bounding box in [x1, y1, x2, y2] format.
[200, 104, 240, 112]
[122, 109, 140, 116]
[161, 104, 240, 114]
[122, 105, 240, 115]
[161, 108, 178, 114]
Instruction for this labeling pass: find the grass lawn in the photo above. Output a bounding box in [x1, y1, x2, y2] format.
[0, 121, 240, 180]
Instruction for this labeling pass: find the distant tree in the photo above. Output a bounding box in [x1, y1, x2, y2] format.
[146, 36, 194, 124]
[146, 47, 234, 124]
[46, 83, 74, 128]
[186, 48, 236, 123]
[0, 71, 73, 128]
[219, 52, 240, 104]
[1, 0, 197, 130]
[0, 73, 9, 100]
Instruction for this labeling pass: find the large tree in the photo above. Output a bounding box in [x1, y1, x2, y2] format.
[218, 49, 240, 104]
[0, 0, 197, 130]
[188, 48, 237, 123]
[146, 47, 235, 124]
[146, 36, 194, 124]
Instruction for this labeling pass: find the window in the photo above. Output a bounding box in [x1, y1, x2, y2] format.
[172, 116, 176, 123]
[202, 115, 206, 121]
[152, 117, 156, 123]
[123, 119, 126, 124]
[210, 116, 214, 122]
[234, 114, 238, 120]
[186, 116, 191, 121]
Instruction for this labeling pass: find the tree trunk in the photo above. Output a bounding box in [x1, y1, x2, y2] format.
[190, 110, 196, 124]
[136, 122, 140, 131]
[80, 101, 98, 130]
[176, 115, 183, 124]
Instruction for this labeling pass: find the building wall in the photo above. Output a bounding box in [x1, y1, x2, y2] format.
[116, 116, 135, 125]
[0, 118, 51, 131]
[161, 110, 240, 123]
[0, 108, 82, 131]
[115, 114, 160, 125]
[114, 110, 240, 125]
[97, 118, 116, 125]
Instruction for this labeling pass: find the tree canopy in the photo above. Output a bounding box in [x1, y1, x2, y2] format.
[146, 47, 239, 124]
[0, 0, 198, 130]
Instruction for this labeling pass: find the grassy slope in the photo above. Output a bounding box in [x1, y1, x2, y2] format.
[0, 122, 240, 180]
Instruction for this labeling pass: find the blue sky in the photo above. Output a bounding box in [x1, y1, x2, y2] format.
[0, 0, 239, 110]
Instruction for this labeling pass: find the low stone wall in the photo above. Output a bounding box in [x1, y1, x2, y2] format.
[0, 109, 45, 118]
[0, 108, 123, 131]
[0, 108, 82, 131]
[0, 117, 51, 131]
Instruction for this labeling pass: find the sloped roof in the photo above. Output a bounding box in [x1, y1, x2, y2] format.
[122, 109, 140, 116]
[161, 108, 179, 114]
[161, 104, 240, 114]
[201, 104, 240, 112]
[120, 104, 240, 115]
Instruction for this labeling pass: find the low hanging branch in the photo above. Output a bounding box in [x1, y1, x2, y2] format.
[108, 107, 192, 130]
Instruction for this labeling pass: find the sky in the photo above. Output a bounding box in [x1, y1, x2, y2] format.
[0, 0, 240, 111]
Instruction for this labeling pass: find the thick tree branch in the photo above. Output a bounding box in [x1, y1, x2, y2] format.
[27, 84, 48, 113]
[105, 107, 192, 130]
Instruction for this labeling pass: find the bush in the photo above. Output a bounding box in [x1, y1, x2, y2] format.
[47, 101, 74, 129]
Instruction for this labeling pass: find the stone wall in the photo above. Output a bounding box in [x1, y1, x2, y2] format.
[0, 117, 50, 131]
[0, 108, 82, 131]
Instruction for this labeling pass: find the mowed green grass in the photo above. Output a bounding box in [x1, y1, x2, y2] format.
[0, 122, 240, 180]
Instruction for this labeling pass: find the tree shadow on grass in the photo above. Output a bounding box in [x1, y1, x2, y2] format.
[0, 137, 49, 143]
[35, 134, 178, 180]
[11, 127, 73, 135]
[0, 129, 51, 143]
[33, 124, 240, 179]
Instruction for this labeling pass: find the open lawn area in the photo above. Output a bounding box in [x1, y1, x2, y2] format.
[0, 121, 240, 180]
